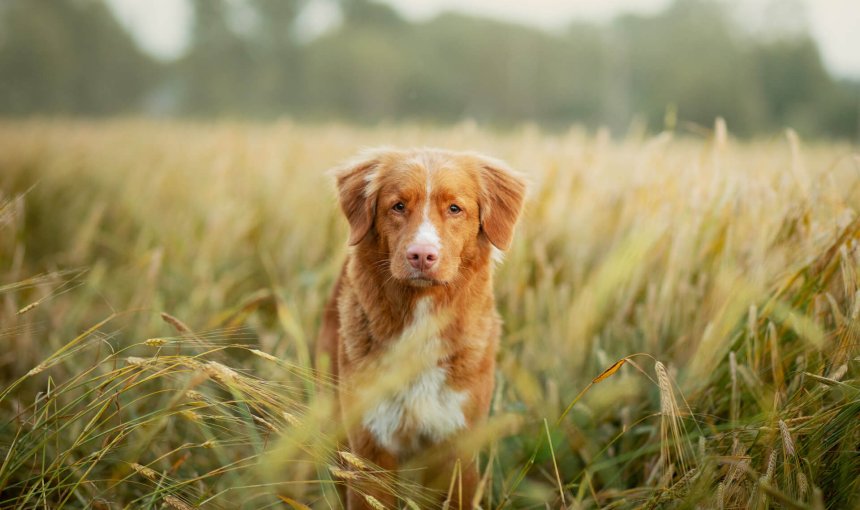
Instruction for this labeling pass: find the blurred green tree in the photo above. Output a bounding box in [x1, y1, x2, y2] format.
[609, 1, 768, 135]
[0, 0, 857, 140]
[0, 0, 157, 115]
[177, 0, 254, 115]
[753, 36, 844, 134]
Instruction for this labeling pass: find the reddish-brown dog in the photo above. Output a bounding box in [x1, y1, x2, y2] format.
[317, 148, 526, 509]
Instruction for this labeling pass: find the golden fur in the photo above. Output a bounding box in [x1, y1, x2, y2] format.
[317, 148, 526, 509]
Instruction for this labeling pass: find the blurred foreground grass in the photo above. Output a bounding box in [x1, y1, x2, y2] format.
[0, 120, 858, 509]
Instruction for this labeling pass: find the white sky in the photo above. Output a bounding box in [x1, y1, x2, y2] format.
[107, 0, 860, 79]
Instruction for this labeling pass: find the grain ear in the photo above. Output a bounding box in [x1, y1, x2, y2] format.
[478, 157, 527, 250]
[332, 153, 382, 246]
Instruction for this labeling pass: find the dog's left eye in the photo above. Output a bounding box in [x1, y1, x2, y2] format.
[448, 204, 462, 214]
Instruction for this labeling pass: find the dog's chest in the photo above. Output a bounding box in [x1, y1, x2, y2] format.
[361, 299, 468, 455]
[362, 366, 468, 455]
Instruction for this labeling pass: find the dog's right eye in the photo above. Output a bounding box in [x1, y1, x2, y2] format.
[392, 202, 406, 212]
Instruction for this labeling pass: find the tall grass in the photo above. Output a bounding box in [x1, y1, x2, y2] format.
[0, 119, 858, 508]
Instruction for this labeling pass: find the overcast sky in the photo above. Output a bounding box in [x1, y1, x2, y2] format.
[107, 0, 860, 79]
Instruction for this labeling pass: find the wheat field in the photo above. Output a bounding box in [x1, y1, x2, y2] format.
[0, 119, 858, 509]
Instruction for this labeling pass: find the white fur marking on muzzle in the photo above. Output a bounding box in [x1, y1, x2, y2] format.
[412, 172, 441, 248]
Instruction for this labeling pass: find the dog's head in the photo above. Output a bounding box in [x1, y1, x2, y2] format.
[333, 148, 526, 287]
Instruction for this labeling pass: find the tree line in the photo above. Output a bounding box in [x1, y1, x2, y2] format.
[0, 0, 857, 139]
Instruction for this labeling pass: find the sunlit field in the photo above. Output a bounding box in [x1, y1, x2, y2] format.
[1, 120, 858, 509]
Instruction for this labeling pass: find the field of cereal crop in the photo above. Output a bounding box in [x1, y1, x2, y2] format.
[1, 120, 858, 508]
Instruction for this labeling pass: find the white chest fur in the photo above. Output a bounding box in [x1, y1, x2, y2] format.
[361, 298, 468, 455]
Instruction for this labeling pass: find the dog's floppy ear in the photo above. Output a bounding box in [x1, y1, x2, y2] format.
[332, 151, 384, 246]
[477, 156, 527, 251]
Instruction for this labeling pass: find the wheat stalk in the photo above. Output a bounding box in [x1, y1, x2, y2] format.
[339, 451, 370, 471]
[364, 495, 386, 510]
[779, 420, 795, 458]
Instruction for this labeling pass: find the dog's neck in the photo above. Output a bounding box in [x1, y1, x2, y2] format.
[347, 238, 495, 346]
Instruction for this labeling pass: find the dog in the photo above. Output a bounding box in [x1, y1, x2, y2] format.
[317, 147, 526, 509]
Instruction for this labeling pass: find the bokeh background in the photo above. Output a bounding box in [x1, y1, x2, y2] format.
[1, 0, 858, 139]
